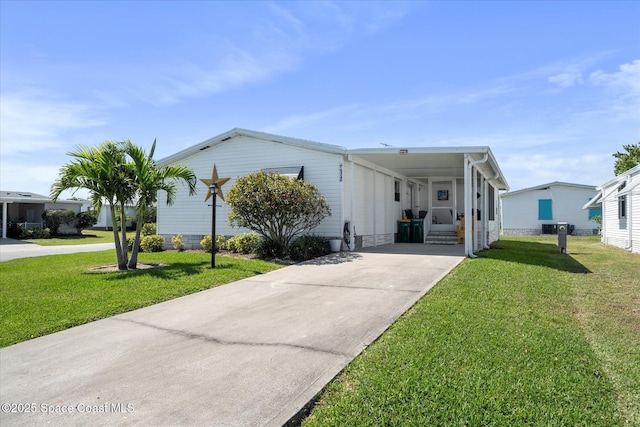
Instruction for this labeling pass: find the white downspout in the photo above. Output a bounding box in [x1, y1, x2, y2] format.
[464, 155, 471, 257]
[626, 175, 633, 251]
[466, 153, 489, 257]
[473, 166, 478, 252]
[483, 177, 489, 249]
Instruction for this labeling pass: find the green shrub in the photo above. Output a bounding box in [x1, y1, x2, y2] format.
[287, 235, 328, 261]
[142, 206, 156, 224]
[75, 211, 97, 231]
[227, 171, 331, 256]
[140, 235, 165, 252]
[141, 223, 157, 236]
[215, 235, 227, 251]
[19, 226, 51, 239]
[200, 235, 213, 252]
[42, 209, 76, 235]
[171, 234, 185, 251]
[227, 233, 260, 254]
[256, 238, 285, 259]
[7, 221, 22, 239]
[127, 235, 135, 251]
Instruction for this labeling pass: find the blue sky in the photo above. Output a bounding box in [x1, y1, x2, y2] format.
[1, 1, 639, 199]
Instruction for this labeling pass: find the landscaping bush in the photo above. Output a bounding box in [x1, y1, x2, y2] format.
[256, 238, 285, 259]
[7, 221, 22, 239]
[141, 222, 157, 236]
[75, 211, 97, 232]
[227, 171, 331, 257]
[215, 235, 227, 251]
[140, 235, 165, 252]
[200, 235, 213, 252]
[227, 233, 260, 254]
[127, 235, 135, 252]
[287, 235, 328, 261]
[19, 226, 51, 239]
[171, 234, 185, 251]
[42, 209, 76, 235]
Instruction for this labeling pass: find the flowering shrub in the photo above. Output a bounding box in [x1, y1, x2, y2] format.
[171, 234, 185, 251]
[140, 235, 165, 252]
[226, 171, 331, 256]
[227, 233, 260, 254]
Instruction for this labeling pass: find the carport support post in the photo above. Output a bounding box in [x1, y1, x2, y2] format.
[2, 201, 7, 239]
[209, 184, 219, 269]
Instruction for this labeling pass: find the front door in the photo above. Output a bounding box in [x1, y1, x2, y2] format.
[431, 180, 455, 231]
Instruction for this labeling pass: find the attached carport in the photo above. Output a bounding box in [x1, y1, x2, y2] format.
[346, 147, 509, 257]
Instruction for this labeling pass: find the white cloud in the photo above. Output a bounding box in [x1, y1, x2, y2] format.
[262, 104, 361, 134]
[500, 152, 614, 192]
[0, 91, 106, 155]
[589, 59, 640, 96]
[548, 70, 584, 88]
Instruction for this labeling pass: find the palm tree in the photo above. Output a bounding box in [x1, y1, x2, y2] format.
[122, 139, 197, 269]
[51, 141, 135, 270]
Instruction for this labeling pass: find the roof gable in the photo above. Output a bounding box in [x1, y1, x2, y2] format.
[502, 181, 596, 198]
[158, 128, 347, 166]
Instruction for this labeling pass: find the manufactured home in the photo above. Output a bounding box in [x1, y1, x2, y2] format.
[501, 182, 600, 236]
[584, 164, 640, 253]
[0, 191, 85, 239]
[156, 129, 509, 257]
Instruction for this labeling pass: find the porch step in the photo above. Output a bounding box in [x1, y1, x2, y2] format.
[425, 231, 458, 245]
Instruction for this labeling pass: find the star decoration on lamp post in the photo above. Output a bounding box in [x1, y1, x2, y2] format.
[200, 164, 230, 268]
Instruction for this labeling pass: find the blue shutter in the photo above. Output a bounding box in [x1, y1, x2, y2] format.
[588, 208, 602, 219]
[538, 199, 552, 220]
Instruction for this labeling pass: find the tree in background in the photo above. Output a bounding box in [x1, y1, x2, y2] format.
[122, 139, 196, 269]
[226, 172, 331, 256]
[613, 143, 640, 175]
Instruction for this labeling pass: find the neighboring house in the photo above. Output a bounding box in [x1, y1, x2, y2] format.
[501, 182, 600, 236]
[583, 164, 640, 253]
[0, 191, 85, 239]
[86, 203, 137, 230]
[156, 128, 509, 257]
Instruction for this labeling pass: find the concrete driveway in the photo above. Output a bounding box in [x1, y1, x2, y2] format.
[0, 244, 464, 426]
[0, 238, 114, 262]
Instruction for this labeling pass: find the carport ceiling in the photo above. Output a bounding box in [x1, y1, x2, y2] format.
[350, 148, 489, 179]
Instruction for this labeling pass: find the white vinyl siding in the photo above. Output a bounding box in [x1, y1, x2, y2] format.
[600, 166, 639, 253]
[158, 135, 344, 239]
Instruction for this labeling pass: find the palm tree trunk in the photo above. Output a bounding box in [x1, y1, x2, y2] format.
[119, 201, 129, 267]
[127, 208, 144, 269]
[110, 205, 127, 270]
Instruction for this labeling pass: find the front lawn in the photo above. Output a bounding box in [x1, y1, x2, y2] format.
[21, 229, 115, 246]
[302, 237, 639, 426]
[0, 250, 282, 347]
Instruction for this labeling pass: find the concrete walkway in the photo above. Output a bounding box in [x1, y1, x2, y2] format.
[0, 244, 465, 426]
[0, 238, 114, 262]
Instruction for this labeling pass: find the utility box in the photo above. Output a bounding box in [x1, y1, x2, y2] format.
[558, 222, 568, 253]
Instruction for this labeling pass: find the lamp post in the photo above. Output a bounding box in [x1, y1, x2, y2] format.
[209, 183, 219, 269]
[200, 164, 229, 270]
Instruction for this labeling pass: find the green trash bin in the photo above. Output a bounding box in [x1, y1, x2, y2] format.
[398, 221, 411, 243]
[411, 218, 424, 243]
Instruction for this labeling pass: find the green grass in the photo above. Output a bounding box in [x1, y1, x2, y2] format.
[0, 250, 282, 347]
[21, 229, 115, 246]
[302, 237, 639, 426]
